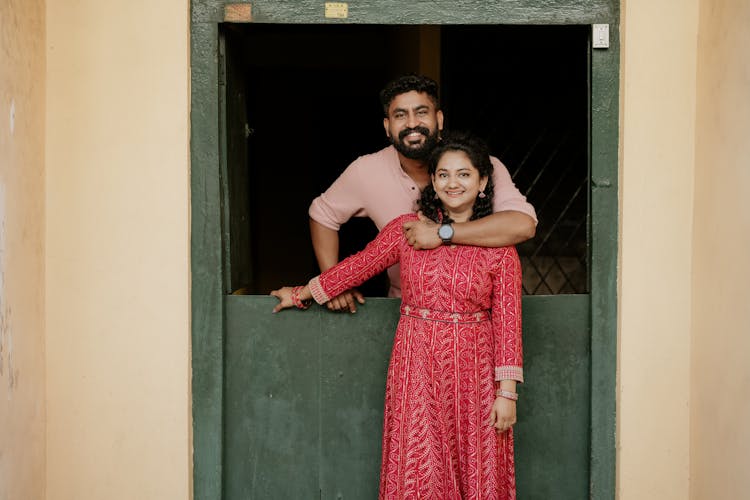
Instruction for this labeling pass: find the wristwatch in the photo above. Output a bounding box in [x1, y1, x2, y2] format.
[438, 223, 454, 245]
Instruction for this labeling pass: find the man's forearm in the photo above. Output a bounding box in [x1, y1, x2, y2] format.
[309, 218, 340, 272]
[451, 211, 536, 247]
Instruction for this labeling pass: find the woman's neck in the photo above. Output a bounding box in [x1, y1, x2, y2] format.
[445, 208, 472, 223]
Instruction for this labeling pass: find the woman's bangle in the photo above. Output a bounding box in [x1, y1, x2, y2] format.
[495, 389, 518, 401]
[291, 286, 312, 310]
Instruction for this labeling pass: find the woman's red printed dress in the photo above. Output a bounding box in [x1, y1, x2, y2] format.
[309, 214, 523, 500]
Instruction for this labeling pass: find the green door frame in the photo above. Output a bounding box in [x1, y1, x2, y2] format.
[190, 1, 619, 499]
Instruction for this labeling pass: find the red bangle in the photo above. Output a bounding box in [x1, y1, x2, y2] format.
[291, 286, 312, 310]
[495, 389, 518, 401]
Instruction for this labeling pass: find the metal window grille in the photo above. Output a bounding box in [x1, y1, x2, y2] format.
[504, 125, 589, 295]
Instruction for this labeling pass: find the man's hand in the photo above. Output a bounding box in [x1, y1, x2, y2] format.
[325, 289, 365, 313]
[402, 212, 440, 250]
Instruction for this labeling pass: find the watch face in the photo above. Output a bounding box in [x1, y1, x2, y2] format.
[438, 224, 453, 240]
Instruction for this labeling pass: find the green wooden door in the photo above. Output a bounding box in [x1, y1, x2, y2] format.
[191, 2, 619, 499]
[224, 298, 399, 498]
[223, 296, 590, 499]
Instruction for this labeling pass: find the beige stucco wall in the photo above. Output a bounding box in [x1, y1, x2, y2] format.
[691, 1, 750, 499]
[35, 1, 748, 499]
[45, 0, 191, 499]
[619, 1, 698, 498]
[0, 1, 47, 499]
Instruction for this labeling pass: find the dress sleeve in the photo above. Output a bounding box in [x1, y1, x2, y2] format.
[490, 157, 538, 225]
[308, 159, 368, 231]
[491, 246, 524, 383]
[308, 216, 406, 304]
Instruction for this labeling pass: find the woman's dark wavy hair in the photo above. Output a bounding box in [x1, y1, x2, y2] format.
[418, 131, 495, 224]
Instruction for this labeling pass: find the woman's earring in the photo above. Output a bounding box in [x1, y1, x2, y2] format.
[434, 192, 439, 200]
[478, 190, 487, 199]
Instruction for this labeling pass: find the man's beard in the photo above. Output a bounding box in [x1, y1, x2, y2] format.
[391, 126, 440, 160]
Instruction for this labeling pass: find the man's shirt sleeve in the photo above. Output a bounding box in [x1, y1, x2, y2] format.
[490, 157, 538, 224]
[309, 159, 368, 231]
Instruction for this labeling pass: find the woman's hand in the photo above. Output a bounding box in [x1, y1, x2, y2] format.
[488, 396, 517, 434]
[270, 287, 295, 313]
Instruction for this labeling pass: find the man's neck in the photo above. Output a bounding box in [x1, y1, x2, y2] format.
[397, 153, 430, 189]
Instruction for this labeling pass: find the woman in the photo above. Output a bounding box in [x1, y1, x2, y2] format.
[272, 132, 523, 499]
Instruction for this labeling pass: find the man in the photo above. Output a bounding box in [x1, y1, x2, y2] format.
[309, 74, 536, 312]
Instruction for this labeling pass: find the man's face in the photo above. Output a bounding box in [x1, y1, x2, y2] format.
[383, 91, 444, 160]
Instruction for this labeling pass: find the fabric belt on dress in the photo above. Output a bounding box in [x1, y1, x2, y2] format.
[400, 304, 491, 324]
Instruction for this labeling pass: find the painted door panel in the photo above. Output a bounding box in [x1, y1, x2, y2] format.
[224, 298, 397, 498]
[224, 295, 589, 499]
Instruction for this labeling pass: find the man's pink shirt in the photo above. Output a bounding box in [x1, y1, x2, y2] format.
[309, 145, 537, 297]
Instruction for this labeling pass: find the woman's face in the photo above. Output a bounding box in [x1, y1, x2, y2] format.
[431, 150, 488, 221]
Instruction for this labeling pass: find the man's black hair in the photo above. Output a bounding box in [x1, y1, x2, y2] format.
[379, 74, 440, 116]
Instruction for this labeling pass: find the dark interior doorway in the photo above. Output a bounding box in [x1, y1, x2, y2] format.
[221, 24, 589, 296]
